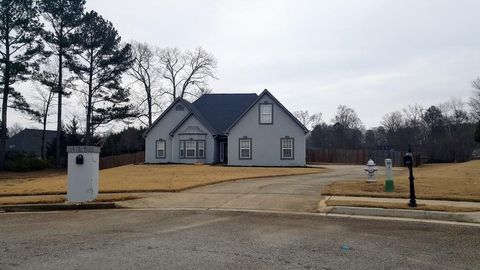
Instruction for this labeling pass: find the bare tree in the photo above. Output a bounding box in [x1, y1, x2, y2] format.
[403, 103, 424, 128]
[158, 47, 217, 100]
[381, 111, 403, 133]
[331, 105, 362, 129]
[293, 110, 322, 130]
[31, 83, 56, 159]
[128, 41, 163, 126]
[439, 97, 469, 124]
[7, 123, 23, 137]
[31, 61, 62, 159]
[470, 78, 480, 121]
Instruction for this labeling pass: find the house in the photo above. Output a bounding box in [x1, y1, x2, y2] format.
[144, 89, 308, 166]
[6, 129, 56, 157]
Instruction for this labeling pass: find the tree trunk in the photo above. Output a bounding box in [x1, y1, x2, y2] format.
[41, 114, 47, 160]
[55, 49, 63, 167]
[85, 91, 92, 145]
[145, 74, 152, 126]
[85, 50, 94, 146]
[147, 88, 152, 126]
[0, 33, 10, 170]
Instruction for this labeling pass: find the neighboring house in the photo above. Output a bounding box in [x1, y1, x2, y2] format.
[6, 129, 56, 157]
[144, 89, 308, 166]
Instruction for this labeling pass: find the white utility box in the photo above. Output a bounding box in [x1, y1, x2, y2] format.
[67, 146, 101, 203]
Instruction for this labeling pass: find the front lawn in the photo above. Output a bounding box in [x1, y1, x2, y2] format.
[322, 160, 480, 202]
[0, 164, 323, 196]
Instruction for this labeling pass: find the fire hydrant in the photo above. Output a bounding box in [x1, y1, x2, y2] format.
[364, 159, 378, 183]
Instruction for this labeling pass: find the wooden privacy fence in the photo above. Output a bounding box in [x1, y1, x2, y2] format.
[306, 149, 421, 167]
[99, 151, 145, 170]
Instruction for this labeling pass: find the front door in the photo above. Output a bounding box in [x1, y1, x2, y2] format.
[220, 142, 228, 163]
[223, 143, 228, 163]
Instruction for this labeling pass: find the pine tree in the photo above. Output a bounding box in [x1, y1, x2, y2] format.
[0, 0, 43, 169]
[67, 11, 135, 145]
[65, 116, 82, 146]
[39, 0, 85, 166]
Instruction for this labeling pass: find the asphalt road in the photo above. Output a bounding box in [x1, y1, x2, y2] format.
[1, 209, 479, 270]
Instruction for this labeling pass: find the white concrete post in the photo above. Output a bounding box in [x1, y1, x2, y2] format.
[67, 146, 101, 203]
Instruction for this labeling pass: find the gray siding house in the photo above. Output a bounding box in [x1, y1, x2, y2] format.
[144, 89, 308, 166]
[6, 129, 56, 157]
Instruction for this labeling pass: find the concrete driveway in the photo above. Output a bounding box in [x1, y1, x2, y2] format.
[118, 165, 368, 212]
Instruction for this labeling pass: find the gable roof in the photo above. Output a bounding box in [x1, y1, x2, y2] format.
[168, 113, 208, 136]
[191, 93, 258, 135]
[182, 99, 220, 135]
[145, 90, 307, 137]
[225, 89, 309, 134]
[143, 98, 217, 137]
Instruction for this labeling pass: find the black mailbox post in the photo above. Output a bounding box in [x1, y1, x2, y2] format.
[403, 144, 417, 207]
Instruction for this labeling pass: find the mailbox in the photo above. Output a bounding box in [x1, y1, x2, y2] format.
[67, 146, 100, 203]
[76, 154, 84, 165]
[403, 153, 413, 167]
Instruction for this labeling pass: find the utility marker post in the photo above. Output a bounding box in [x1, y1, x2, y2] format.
[384, 159, 394, 192]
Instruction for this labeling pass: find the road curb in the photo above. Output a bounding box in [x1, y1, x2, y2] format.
[325, 205, 480, 224]
[0, 202, 117, 212]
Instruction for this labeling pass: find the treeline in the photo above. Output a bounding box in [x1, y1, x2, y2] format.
[300, 92, 480, 163]
[43, 117, 144, 161]
[0, 0, 217, 170]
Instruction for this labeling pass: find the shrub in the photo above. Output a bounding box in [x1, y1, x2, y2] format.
[6, 151, 51, 172]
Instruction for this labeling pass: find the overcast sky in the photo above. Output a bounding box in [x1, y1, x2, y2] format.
[12, 0, 480, 130]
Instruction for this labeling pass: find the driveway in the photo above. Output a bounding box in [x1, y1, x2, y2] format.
[118, 165, 368, 212]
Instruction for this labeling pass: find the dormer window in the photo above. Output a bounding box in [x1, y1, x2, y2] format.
[259, 102, 273, 124]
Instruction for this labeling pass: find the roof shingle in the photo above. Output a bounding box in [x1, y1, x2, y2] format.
[190, 93, 258, 135]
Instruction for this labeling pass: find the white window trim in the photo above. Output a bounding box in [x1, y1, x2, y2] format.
[180, 141, 185, 158]
[156, 139, 166, 159]
[179, 140, 206, 159]
[185, 141, 197, 158]
[259, 103, 273, 124]
[197, 141, 205, 158]
[281, 137, 294, 160]
[239, 138, 252, 159]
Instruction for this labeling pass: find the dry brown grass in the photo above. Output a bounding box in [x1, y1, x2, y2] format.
[323, 160, 480, 202]
[0, 194, 141, 205]
[0, 164, 323, 196]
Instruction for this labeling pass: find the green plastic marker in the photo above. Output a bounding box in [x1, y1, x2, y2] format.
[385, 159, 394, 192]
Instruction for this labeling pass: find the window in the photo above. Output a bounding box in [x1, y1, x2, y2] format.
[180, 141, 185, 158]
[186, 141, 196, 158]
[156, 140, 166, 158]
[259, 103, 273, 124]
[239, 138, 252, 159]
[281, 137, 294, 159]
[175, 104, 184, 111]
[197, 141, 205, 158]
[180, 140, 206, 159]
